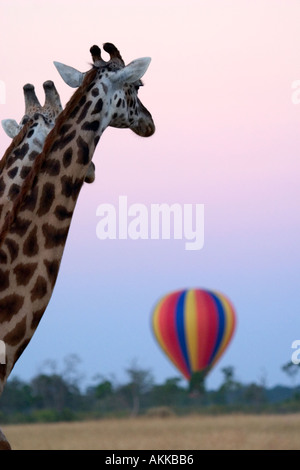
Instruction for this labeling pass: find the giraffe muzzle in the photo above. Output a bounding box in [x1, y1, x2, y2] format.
[132, 118, 155, 137]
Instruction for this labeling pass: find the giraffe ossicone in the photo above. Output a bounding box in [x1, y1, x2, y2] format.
[0, 43, 155, 450]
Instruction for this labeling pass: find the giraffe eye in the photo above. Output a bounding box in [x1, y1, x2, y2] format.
[21, 116, 29, 125]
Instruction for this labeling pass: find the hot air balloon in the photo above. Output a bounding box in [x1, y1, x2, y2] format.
[152, 289, 236, 385]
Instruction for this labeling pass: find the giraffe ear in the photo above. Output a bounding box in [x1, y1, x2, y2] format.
[111, 57, 151, 86]
[53, 61, 85, 88]
[1, 119, 20, 138]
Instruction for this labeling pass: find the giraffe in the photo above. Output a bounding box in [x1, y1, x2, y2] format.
[2, 80, 62, 139]
[0, 82, 64, 230]
[1, 82, 95, 208]
[0, 43, 155, 449]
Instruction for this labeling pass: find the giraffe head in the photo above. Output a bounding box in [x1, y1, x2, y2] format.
[1, 81, 62, 139]
[54, 42, 155, 138]
[1, 81, 95, 183]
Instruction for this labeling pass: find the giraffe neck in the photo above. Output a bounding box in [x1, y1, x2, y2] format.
[0, 68, 108, 391]
[0, 116, 53, 230]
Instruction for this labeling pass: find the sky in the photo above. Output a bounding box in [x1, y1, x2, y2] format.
[0, 0, 300, 390]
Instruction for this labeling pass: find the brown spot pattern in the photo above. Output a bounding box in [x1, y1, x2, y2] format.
[30, 275, 48, 302]
[42, 223, 69, 248]
[41, 158, 61, 176]
[63, 148, 73, 168]
[76, 136, 89, 165]
[0, 269, 9, 292]
[54, 205, 73, 221]
[50, 130, 76, 153]
[8, 183, 20, 200]
[13, 262, 37, 286]
[31, 307, 46, 330]
[37, 183, 55, 216]
[20, 185, 38, 212]
[76, 101, 92, 124]
[10, 217, 31, 238]
[20, 166, 31, 179]
[0, 294, 24, 322]
[61, 175, 83, 201]
[4, 316, 26, 346]
[5, 238, 19, 263]
[0, 250, 7, 264]
[13, 339, 30, 366]
[44, 259, 60, 288]
[23, 226, 39, 257]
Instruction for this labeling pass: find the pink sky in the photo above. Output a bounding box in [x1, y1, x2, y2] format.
[1, 0, 300, 388]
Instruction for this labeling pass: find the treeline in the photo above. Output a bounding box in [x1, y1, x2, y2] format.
[0, 355, 300, 424]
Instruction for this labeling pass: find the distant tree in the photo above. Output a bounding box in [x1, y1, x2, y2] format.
[85, 377, 117, 415]
[189, 371, 207, 397]
[0, 377, 34, 415]
[242, 383, 266, 406]
[122, 360, 154, 416]
[151, 377, 186, 407]
[32, 354, 85, 413]
[31, 355, 85, 413]
[62, 354, 84, 391]
[94, 380, 113, 400]
[282, 361, 300, 386]
[214, 366, 242, 404]
[31, 374, 70, 412]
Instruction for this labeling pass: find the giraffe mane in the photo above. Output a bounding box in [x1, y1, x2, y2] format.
[42, 67, 98, 156]
[0, 119, 34, 175]
[0, 67, 98, 247]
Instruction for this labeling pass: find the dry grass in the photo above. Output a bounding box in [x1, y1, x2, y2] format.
[2, 414, 300, 450]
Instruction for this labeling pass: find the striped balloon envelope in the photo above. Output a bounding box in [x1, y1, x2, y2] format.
[152, 289, 236, 381]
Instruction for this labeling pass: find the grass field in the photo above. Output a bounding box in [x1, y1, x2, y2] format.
[2, 413, 300, 450]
